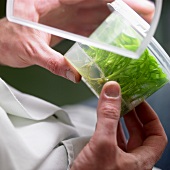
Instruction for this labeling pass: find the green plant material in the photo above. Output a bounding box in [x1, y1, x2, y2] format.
[80, 33, 168, 115]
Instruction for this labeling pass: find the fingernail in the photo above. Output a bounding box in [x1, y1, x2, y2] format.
[105, 83, 120, 98]
[66, 70, 76, 83]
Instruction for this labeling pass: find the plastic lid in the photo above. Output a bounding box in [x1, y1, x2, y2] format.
[108, 0, 150, 35]
[6, 0, 162, 59]
[107, 0, 163, 58]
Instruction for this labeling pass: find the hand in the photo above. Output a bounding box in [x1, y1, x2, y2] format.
[0, 17, 81, 83]
[71, 81, 167, 170]
[1, 0, 112, 82]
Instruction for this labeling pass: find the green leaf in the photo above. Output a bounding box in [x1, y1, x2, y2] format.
[80, 33, 168, 115]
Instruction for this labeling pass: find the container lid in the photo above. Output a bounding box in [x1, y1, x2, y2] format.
[6, 0, 162, 59]
[108, 0, 163, 59]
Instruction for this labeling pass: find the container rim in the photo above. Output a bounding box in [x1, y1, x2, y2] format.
[6, 0, 162, 59]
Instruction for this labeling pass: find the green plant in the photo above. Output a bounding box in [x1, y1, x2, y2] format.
[81, 33, 168, 115]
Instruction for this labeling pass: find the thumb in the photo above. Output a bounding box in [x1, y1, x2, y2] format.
[70, 81, 121, 170]
[35, 43, 81, 83]
[95, 81, 121, 144]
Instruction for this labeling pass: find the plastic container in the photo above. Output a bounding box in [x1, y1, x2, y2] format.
[6, 0, 162, 59]
[65, 1, 170, 116]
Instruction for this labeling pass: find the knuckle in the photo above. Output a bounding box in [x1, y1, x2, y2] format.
[101, 104, 120, 120]
[46, 57, 59, 74]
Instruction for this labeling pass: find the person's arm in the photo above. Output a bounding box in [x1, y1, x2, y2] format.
[70, 81, 167, 170]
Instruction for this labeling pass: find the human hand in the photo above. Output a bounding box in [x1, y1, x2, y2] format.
[71, 81, 167, 170]
[2, 0, 112, 82]
[0, 17, 80, 82]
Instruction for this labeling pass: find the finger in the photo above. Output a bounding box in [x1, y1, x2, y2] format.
[70, 82, 121, 170]
[135, 102, 167, 149]
[124, 109, 144, 151]
[95, 81, 121, 145]
[35, 43, 81, 83]
[131, 101, 167, 169]
[136, 101, 166, 140]
[123, 0, 155, 23]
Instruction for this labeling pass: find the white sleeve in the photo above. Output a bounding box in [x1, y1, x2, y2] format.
[62, 136, 91, 170]
[0, 78, 78, 170]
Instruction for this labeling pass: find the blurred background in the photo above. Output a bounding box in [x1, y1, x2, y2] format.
[0, 0, 170, 169]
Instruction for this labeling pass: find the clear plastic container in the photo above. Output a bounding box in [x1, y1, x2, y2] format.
[65, 1, 170, 116]
[6, 0, 162, 59]
[65, 41, 170, 116]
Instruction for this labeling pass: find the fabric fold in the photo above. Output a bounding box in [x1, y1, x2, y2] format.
[0, 78, 72, 125]
[0, 78, 78, 170]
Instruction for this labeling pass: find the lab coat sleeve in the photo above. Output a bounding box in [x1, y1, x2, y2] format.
[62, 136, 91, 170]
